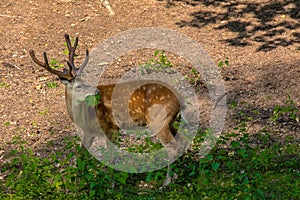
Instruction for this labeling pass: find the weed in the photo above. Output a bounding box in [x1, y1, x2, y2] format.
[186, 67, 202, 87]
[124, 136, 163, 153]
[0, 82, 10, 88]
[38, 109, 49, 115]
[230, 101, 238, 110]
[3, 121, 11, 125]
[271, 94, 299, 122]
[49, 58, 64, 69]
[218, 56, 229, 69]
[31, 121, 38, 127]
[46, 81, 59, 89]
[139, 50, 172, 73]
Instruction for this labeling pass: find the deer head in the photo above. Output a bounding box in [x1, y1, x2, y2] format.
[29, 34, 99, 121]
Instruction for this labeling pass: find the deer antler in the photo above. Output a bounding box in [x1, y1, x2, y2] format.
[29, 34, 89, 80]
[64, 34, 89, 76]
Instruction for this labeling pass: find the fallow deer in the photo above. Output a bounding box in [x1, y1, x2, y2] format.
[29, 34, 183, 160]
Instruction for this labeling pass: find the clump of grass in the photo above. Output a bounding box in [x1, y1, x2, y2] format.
[0, 82, 10, 88]
[46, 81, 59, 89]
[218, 56, 229, 69]
[139, 50, 173, 73]
[271, 94, 299, 122]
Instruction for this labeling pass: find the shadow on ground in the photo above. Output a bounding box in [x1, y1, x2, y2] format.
[172, 0, 300, 51]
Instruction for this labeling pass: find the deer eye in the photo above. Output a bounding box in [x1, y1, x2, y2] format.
[75, 85, 83, 91]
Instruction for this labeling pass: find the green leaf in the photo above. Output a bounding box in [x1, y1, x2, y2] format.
[46, 82, 59, 89]
[85, 93, 101, 107]
[231, 141, 241, 148]
[256, 189, 264, 196]
[146, 173, 153, 182]
[212, 163, 220, 171]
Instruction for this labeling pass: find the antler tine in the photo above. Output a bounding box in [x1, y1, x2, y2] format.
[29, 49, 73, 80]
[77, 50, 89, 76]
[64, 34, 79, 74]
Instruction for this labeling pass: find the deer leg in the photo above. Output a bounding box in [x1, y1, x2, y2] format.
[159, 128, 179, 187]
[100, 129, 119, 164]
[82, 134, 95, 149]
[157, 123, 179, 159]
[155, 119, 179, 186]
[163, 163, 178, 187]
[147, 104, 180, 158]
[82, 128, 107, 150]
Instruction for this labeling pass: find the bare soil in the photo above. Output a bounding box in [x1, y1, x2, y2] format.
[0, 0, 299, 157]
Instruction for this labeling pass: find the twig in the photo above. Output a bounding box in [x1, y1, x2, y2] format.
[0, 14, 23, 18]
[100, 0, 115, 15]
[2, 62, 21, 70]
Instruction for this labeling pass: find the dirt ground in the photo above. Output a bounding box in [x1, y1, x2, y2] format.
[0, 0, 299, 156]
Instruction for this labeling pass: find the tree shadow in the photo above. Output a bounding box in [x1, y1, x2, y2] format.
[172, 0, 300, 51]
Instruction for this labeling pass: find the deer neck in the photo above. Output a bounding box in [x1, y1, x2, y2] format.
[65, 85, 99, 130]
[65, 87, 74, 122]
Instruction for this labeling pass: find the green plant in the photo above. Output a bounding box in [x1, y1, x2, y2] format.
[139, 50, 173, 72]
[46, 81, 59, 89]
[38, 109, 49, 115]
[1, 124, 299, 199]
[3, 121, 11, 125]
[186, 67, 202, 87]
[1, 98, 299, 199]
[124, 136, 163, 154]
[271, 94, 299, 122]
[218, 56, 229, 69]
[31, 121, 38, 127]
[49, 58, 64, 69]
[0, 82, 10, 88]
[1, 137, 126, 199]
[85, 93, 101, 107]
